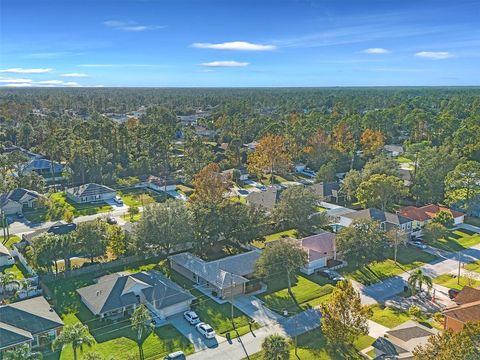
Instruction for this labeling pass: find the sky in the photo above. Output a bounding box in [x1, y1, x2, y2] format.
[1, 0, 480, 87]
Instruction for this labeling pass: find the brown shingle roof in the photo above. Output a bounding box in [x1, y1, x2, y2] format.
[443, 299, 480, 323]
[454, 286, 480, 305]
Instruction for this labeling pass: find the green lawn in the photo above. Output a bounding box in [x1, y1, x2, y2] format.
[50, 192, 113, 217]
[1, 235, 21, 249]
[432, 273, 480, 291]
[247, 329, 374, 360]
[397, 156, 413, 164]
[0, 262, 28, 280]
[258, 274, 335, 315]
[368, 305, 410, 328]
[121, 213, 142, 222]
[464, 260, 480, 273]
[119, 189, 157, 207]
[251, 229, 298, 249]
[340, 246, 438, 285]
[23, 207, 50, 223]
[428, 229, 480, 252]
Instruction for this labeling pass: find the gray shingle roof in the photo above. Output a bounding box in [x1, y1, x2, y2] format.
[309, 182, 339, 198]
[169, 251, 261, 289]
[76, 270, 194, 315]
[343, 208, 387, 222]
[67, 183, 115, 198]
[246, 187, 279, 210]
[0, 296, 64, 350]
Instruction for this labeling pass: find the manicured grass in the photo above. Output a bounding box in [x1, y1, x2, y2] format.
[121, 213, 142, 222]
[252, 229, 298, 249]
[248, 329, 374, 360]
[229, 195, 247, 204]
[50, 192, 113, 217]
[432, 273, 480, 291]
[1, 235, 21, 249]
[397, 156, 413, 164]
[464, 260, 480, 273]
[23, 207, 49, 223]
[258, 274, 335, 315]
[119, 189, 156, 207]
[368, 305, 410, 328]
[340, 246, 438, 285]
[428, 229, 480, 252]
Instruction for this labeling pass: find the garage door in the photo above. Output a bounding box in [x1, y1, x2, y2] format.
[160, 301, 191, 318]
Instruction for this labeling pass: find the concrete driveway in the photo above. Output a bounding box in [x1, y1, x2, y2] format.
[168, 313, 221, 351]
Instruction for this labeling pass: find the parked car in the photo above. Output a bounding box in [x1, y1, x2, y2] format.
[114, 196, 123, 205]
[164, 351, 185, 360]
[448, 288, 460, 300]
[106, 216, 117, 225]
[196, 322, 216, 339]
[411, 241, 427, 249]
[317, 269, 345, 282]
[237, 189, 249, 196]
[184, 310, 200, 325]
[256, 184, 267, 191]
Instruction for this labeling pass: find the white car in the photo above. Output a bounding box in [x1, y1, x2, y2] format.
[196, 322, 215, 339]
[412, 241, 427, 250]
[114, 196, 123, 205]
[184, 310, 200, 325]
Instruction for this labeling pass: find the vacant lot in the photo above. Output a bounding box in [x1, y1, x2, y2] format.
[341, 246, 438, 285]
[258, 274, 335, 315]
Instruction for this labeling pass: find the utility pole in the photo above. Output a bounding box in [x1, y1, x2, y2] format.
[458, 251, 462, 285]
[230, 275, 236, 329]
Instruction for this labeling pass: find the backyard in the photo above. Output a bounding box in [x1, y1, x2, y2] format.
[248, 328, 374, 360]
[340, 245, 438, 285]
[251, 228, 299, 249]
[428, 228, 480, 252]
[258, 273, 335, 315]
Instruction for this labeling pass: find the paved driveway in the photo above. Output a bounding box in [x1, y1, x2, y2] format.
[168, 314, 221, 351]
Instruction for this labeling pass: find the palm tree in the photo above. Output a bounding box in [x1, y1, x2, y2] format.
[0, 271, 19, 294]
[408, 269, 433, 294]
[131, 305, 152, 360]
[3, 344, 42, 360]
[261, 334, 290, 360]
[52, 323, 94, 360]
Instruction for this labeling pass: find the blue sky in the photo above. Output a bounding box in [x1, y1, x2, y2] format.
[1, 0, 480, 87]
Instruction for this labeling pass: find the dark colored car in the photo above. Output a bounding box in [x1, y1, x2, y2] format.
[448, 288, 460, 300]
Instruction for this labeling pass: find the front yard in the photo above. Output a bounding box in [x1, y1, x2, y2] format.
[248, 328, 374, 360]
[258, 273, 335, 315]
[368, 304, 443, 330]
[119, 188, 170, 207]
[432, 273, 480, 291]
[428, 229, 480, 252]
[340, 246, 438, 285]
[464, 260, 480, 273]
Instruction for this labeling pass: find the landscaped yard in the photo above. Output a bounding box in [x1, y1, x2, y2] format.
[464, 260, 480, 273]
[247, 328, 374, 360]
[397, 156, 413, 164]
[1, 235, 21, 249]
[50, 192, 113, 217]
[0, 262, 29, 280]
[428, 229, 480, 252]
[340, 246, 438, 285]
[42, 267, 194, 360]
[23, 207, 50, 223]
[368, 305, 411, 328]
[258, 274, 335, 315]
[119, 189, 158, 207]
[432, 273, 480, 291]
[251, 228, 298, 249]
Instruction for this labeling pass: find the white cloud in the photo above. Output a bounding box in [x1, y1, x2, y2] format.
[192, 41, 276, 51]
[0, 68, 52, 74]
[0, 77, 33, 83]
[363, 48, 390, 54]
[61, 73, 88, 77]
[2, 83, 33, 87]
[415, 51, 453, 59]
[103, 20, 166, 32]
[37, 80, 64, 85]
[200, 61, 249, 67]
[36, 80, 80, 87]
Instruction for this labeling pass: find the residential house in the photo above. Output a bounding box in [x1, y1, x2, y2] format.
[384, 144, 405, 157]
[246, 186, 279, 211]
[0, 296, 64, 353]
[22, 221, 77, 245]
[24, 158, 64, 176]
[399, 204, 465, 234]
[443, 286, 480, 332]
[169, 250, 262, 299]
[0, 242, 15, 267]
[222, 168, 249, 181]
[298, 232, 338, 275]
[66, 183, 116, 203]
[308, 182, 343, 203]
[147, 175, 177, 192]
[371, 320, 438, 359]
[77, 270, 195, 320]
[0, 188, 44, 216]
[339, 208, 413, 234]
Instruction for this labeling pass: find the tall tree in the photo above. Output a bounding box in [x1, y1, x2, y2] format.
[315, 161, 336, 183]
[445, 161, 480, 214]
[52, 323, 94, 360]
[189, 163, 229, 205]
[360, 129, 385, 157]
[408, 269, 433, 294]
[340, 170, 362, 202]
[320, 280, 369, 346]
[255, 238, 307, 298]
[336, 219, 385, 268]
[422, 222, 449, 245]
[356, 174, 405, 211]
[76, 220, 108, 263]
[131, 304, 152, 360]
[247, 134, 292, 183]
